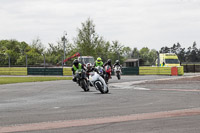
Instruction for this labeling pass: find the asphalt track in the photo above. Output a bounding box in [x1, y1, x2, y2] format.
[0, 74, 200, 133]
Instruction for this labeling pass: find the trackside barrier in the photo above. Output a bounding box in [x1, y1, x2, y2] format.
[0, 67, 184, 76]
[181, 64, 200, 73]
[63, 67, 72, 76]
[177, 66, 184, 75]
[121, 67, 139, 75]
[0, 67, 27, 75]
[139, 66, 184, 76]
[63, 67, 139, 76]
[27, 68, 63, 75]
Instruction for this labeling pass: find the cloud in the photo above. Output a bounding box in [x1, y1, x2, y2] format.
[0, 0, 200, 50]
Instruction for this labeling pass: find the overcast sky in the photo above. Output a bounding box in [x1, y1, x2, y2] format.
[1, 0, 200, 50]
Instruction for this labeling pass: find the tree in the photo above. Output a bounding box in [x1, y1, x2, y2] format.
[160, 46, 170, 53]
[26, 38, 45, 65]
[122, 46, 132, 58]
[94, 39, 110, 61]
[139, 47, 150, 65]
[108, 40, 124, 63]
[177, 47, 186, 62]
[186, 42, 198, 62]
[131, 47, 140, 58]
[0, 39, 30, 66]
[148, 49, 157, 65]
[74, 18, 100, 56]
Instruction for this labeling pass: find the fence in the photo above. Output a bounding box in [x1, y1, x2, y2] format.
[0, 66, 184, 76]
[139, 66, 184, 76]
[0, 55, 72, 67]
[0, 67, 27, 75]
[27, 68, 63, 75]
[121, 67, 139, 75]
[181, 64, 200, 73]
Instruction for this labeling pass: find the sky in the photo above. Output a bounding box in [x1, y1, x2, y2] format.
[1, 0, 200, 50]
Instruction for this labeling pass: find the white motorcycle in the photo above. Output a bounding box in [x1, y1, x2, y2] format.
[88, 71, 109, 94]
[114, 65, 121, 80]
[95, 66, 104, 79]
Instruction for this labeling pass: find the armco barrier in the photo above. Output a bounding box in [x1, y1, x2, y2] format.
[139, 66, 184, 75]
[121, 67, 139, 75]
[63, 67, 72, 76]
[63, 67, 139, 76]
[177, 66, 184, 75]
[0, 66, 184, 76]
[28, 68, 63, 75]
[181, 64, 200, 73]
[0, 67, 27, 75]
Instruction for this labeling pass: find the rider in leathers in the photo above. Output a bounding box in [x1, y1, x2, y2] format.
[94, 57, 104, 67]
[103, 59, 113, 79]
[113, 60, 122, 69]
[71, 59, 85, 82]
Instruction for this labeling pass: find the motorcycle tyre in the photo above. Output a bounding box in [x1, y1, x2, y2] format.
[117, 73, 120, 80]
[104, 87, 109, 93]
[80, 79, 89, 92]
[95, 82, 105, 94]
[105, 74, 109, 84]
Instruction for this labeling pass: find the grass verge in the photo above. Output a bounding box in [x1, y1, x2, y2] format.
[0, 77, 72, 85]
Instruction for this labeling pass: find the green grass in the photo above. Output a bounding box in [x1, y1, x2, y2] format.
[0, 77, 72, 85]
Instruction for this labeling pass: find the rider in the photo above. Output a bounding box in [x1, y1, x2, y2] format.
[71, 59, 85, 82]
[103, 59, 113, 79]
[113, 60, 122, 69]
[94, 57, 104, 67]
[103, 59, 113, 70]
[85, 63, 98, 79]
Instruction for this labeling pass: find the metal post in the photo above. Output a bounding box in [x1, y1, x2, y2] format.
[157, 51, 160, 67]
[62, 57, 63, 68]
[43, 54, 46, 67]
[62, 32, 67, 66]
[8, 54, 10, 67]
[26, 54, 28, 67]
[44, 55, 46, 67]
[63, 38, 66, 65]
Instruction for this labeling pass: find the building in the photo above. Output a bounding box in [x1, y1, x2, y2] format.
[123, 59, 144, 67]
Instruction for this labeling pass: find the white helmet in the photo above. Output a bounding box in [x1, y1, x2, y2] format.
[86, 63, 92, 70]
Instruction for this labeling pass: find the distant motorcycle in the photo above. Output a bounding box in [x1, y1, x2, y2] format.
[88, 71, 109, 94]
[104, 65, 112, 84]
[114, 65, 121, 80]
[75, 69, 89, 92]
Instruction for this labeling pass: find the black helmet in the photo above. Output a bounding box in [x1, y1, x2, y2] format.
[73, 59, 79, 66]
[107, 59, 111, 64]
[116, 60, 119, 63]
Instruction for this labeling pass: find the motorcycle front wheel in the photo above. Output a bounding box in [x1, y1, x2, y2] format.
[96, 82, 109, 94]
[80, 79, 89, 92]
[117, 73, 120, 80]
[105, 73, 109, 84]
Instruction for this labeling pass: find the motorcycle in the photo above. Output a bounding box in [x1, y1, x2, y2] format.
[88, 71, 109, 94]
[95, 66, 104, 79]
[104, 65, 112, 84]
[114, 65, 121, 80]
[75, 69, 89, 92]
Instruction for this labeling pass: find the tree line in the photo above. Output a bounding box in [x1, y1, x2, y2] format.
[160, 42, 200, 63]
[0, 18, 199, 67]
